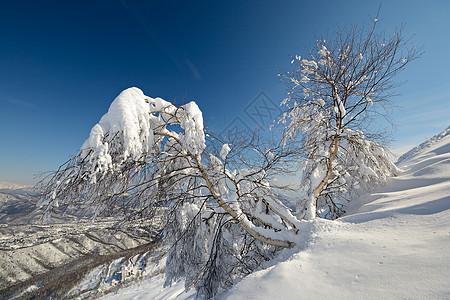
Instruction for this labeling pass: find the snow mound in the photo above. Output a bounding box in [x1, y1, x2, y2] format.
[80, 87, 169, 172]
[77, 87, 206, 183]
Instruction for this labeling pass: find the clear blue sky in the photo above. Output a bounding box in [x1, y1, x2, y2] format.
[1, 0, 449, 185]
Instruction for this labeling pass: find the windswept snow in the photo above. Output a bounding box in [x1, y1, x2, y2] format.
[100, 126, 450, 299]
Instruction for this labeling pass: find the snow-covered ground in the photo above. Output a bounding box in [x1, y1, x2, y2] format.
[102, 126, 450, 299]
[221, 127, 450, 299]
[0, 191, 157, 298]
[100, 274, 194, 300]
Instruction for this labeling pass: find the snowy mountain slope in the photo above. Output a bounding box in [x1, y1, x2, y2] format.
[100, 126, 450, 300]
[397, 124, 450, 164]
[0, 192, 159, 298]
[220, 128, 450, 299]
[0, 223, 152, 296]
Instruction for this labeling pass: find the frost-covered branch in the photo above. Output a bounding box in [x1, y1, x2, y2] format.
[279, 15, 419, 219]
[38, 87, 301, 298]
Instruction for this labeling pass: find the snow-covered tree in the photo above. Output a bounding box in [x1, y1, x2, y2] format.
[38, 87, 300, 298]
[280, 19, 420, 219]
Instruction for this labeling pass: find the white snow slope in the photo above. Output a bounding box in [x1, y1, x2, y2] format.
[103, 126, 450, 300]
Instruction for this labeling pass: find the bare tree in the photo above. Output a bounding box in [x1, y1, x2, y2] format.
[280, 16, 421, 219]
[38, 87, 300, 298]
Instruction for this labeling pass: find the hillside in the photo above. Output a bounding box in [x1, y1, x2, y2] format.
[220, 126, 450, 299]
[0, 191, 157, 299]
[102, 126, 450, 300]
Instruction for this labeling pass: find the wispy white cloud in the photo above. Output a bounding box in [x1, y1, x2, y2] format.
[119, 0, 181, 68]
[397, 89, 450, 123]
[2, 96, 36, 108]
[185, 58, 202, 81]
[398, 107, 450, 124]
[119, 1, 202, 80]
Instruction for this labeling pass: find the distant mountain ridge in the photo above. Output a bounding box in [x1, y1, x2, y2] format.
[0, 181, 32, 190]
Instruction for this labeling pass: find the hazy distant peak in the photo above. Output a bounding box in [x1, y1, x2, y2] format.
[0, 181, 32, 190]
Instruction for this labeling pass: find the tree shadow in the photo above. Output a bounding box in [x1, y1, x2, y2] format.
[342, 195, 450, 224]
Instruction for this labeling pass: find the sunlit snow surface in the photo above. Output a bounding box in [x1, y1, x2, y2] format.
[100, 275, 195, 300]
[103, 126, 450, 300]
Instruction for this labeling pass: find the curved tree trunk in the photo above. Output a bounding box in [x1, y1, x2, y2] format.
[155, 132, 297, 248]
[306, 135, 339, 220]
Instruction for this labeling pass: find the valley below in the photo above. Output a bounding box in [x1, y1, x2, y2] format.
[0, 191, 162, 299]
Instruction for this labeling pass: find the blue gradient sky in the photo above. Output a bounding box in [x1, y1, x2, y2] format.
[1, 0, 449, 185]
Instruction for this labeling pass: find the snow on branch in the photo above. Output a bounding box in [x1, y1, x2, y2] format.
[39, 86, 300, 263]
[38, 87, 303, 297]
[279, 18, 419, 220]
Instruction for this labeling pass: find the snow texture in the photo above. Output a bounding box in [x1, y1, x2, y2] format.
[219, 143, 231, 160]
[66, 87, 206, 184]
[100, 274, 195, 300]
[80, 87, 156, 170]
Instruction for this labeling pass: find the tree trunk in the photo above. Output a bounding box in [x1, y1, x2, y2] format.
[306, 135, 339, 220]
[156, 132, 297, 248]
